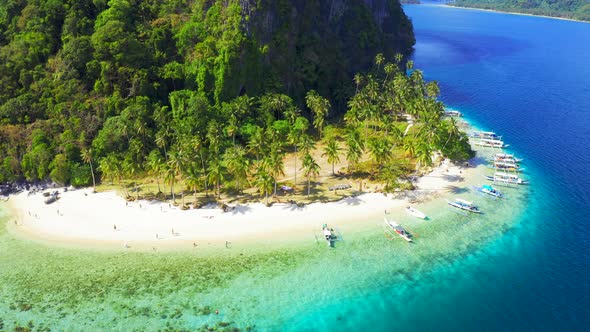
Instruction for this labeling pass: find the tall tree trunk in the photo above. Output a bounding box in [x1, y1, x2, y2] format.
[294, 146, 297, 187]
[171, 179, 175, 204]
[89, 161, 96, 192]
[307, 176, 311, 196]
[200, 152, 208, 197]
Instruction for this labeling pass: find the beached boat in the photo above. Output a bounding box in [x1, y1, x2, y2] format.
[470, 131, 500, 139]
[473, 184, 504, 198]
[444, 109, 463, 117]
[447, 198, 482, 214]
[489, 161, 525, 172]
[484, 172, 529, 185]
[384, 218, 413, 242]
[44, 194, 59, 204]
[405, 206, 427, 220]
[475, 138, 509, 148]
[321, 224, 338, 247]
[493, 153, 523, 163]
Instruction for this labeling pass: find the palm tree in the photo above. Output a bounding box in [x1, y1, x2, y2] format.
[155, 128, 170, 160]
[367, 137, 392, 171]
[345, 128, 363, 172]
[414, 140, 433, 177]
[122, 156, 141, 198]
[189, 137, 209, 197]
[98, 154, 121, 185]
[353, 73, 363, 94]
[442, 117, 461, 150]
[184, 163, 202, 205]
[375, 53, 385, 72]
[301, 153, 320, 196]
[207, 159, 225, 198]
[322, 137, 341, 175]
[223, 146, 249, 194]
[288, 116, 310, 187]
[247, 126, 265, 161]
[81, 148, 96, 192]
[384, 63, 397, 83]
[306, 90, 331, 139]
[167, 149, 184, 203]
[254, 167, 274, 205]
[146, 149, 165, 193]
[265, 144, 285, 196]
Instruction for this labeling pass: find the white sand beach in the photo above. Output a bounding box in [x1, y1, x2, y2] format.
[5, 160, 478, 251]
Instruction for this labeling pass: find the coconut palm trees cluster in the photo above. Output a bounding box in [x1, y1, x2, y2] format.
[90, 53, 472, 204]
[342, 54, 474, 191]
[92, 90, 331, 204]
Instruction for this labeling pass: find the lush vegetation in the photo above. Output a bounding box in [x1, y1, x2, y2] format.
[0, 0, 472, 204]
[0, 0, 416, 186]
[451, 0, 590, 21]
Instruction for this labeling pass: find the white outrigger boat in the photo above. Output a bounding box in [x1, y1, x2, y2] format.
[321, 224, 338, 247]
[405, 206, 427, 220]
[493, 153, 523, 163]
[470, 131, 500, 139]
[444, 109, 463, 117]
[447, 198, 483, 214]
[473, 184, 504, 199]
[484, 172, 529, 185]
[384, 218, 413, 242]
[490, 161, 525, 172]
[475, 138, 509, 148]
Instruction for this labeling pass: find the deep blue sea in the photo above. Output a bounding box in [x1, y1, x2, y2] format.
[401, 4, 590, 330]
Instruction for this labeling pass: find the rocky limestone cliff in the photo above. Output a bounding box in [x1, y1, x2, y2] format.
[229, 0, 415, 111]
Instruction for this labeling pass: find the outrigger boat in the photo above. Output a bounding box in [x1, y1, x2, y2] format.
[470, 131, 500, 139]
[447, 198, 482, 214]
[405, 206, 427, 220]
[444, 109, 463, 117]
[489, 161, 525, 172]
[493, 153, 523, 163]
[321, 224, 338, 247]
[384, 218, 413, 242]
[484, 172, 529, 185]
[475, 138, 509, 148]
[473, 184, 504, 199]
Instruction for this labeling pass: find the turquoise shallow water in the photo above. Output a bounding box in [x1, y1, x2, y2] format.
[2, 4, 589, 331]
[0, 147, 530, 331]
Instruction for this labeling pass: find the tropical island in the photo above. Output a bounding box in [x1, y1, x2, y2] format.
[0, 0, 471, 205]
[449, 0, 590, 22]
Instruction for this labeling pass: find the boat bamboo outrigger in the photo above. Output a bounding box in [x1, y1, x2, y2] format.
[470, 131, 500, 139]
[493, 153, 523, 163]
[405, 206, 427, 220]
[475, 138, 509, 148]
[384, 218, 413, 242]
[444, 109, 463, 117]
[447, 198, 483, 214]
[473, 184, 504, 199]
[489, 161, 525, 172]
[484, 172, 529, 185]
[321, 224, 339, 247]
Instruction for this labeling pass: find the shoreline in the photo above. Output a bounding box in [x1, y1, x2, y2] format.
[439, 4, 590, 24]
[3, 157, 482, 252]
